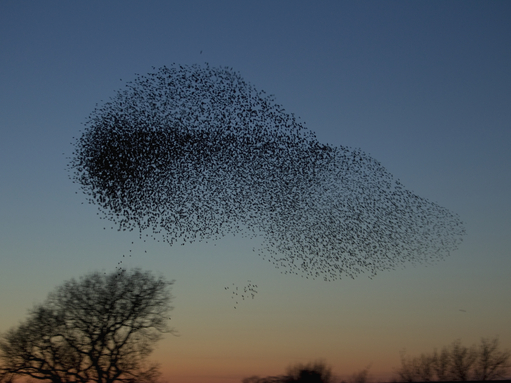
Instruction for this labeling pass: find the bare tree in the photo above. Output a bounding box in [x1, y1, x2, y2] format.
[447, 339, 477, 381]
[431, 347, 449, 381]
[396, 341, 474, 382]
[473, 337, 511, 381]
[394, 337, 510, 382]
[0, 268, 175, 383]
[414, 354, 435, 382]
[393, 354, 435, 382]
[395, 352, 419, 382]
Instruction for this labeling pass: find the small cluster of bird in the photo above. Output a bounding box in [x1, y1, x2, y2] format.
[224, 281, 259, 309]
[69, 64, 465, 281]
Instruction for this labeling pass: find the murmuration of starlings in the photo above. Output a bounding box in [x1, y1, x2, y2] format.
[69, 64, 465, 281]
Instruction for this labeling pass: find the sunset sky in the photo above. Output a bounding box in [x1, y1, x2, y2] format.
[1, 1, 510, 383]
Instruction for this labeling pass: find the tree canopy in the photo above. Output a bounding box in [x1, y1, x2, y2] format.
[0, 268, 175, 383]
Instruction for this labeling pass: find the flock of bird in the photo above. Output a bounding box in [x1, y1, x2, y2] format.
[225, 281, 259, 309]
[70, 64, 465, 281]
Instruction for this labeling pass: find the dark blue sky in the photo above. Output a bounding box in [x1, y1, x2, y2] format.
[1, 2, 510, 382]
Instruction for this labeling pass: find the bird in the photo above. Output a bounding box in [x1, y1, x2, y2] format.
[69, 63, 465, 281]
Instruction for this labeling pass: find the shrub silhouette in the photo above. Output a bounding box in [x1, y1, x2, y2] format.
[285, 360, 332, 383]
[243, 360, 332, 383]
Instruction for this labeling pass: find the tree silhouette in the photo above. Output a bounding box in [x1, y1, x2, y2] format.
[448, 340, 477, 381]
[473, 337, 511, 381]
[285, 360, 332, 383]
[431, 347, 450, 381]
[0, 268, 175, 383]
[394, 337, 510, 381]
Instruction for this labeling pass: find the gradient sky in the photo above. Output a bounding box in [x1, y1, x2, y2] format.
[1, 2, 510, 383]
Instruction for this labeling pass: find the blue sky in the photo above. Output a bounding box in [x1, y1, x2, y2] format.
[1, 2, 510, 382]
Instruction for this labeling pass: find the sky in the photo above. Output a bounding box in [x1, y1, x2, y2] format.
[1, 1, 510, 383]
